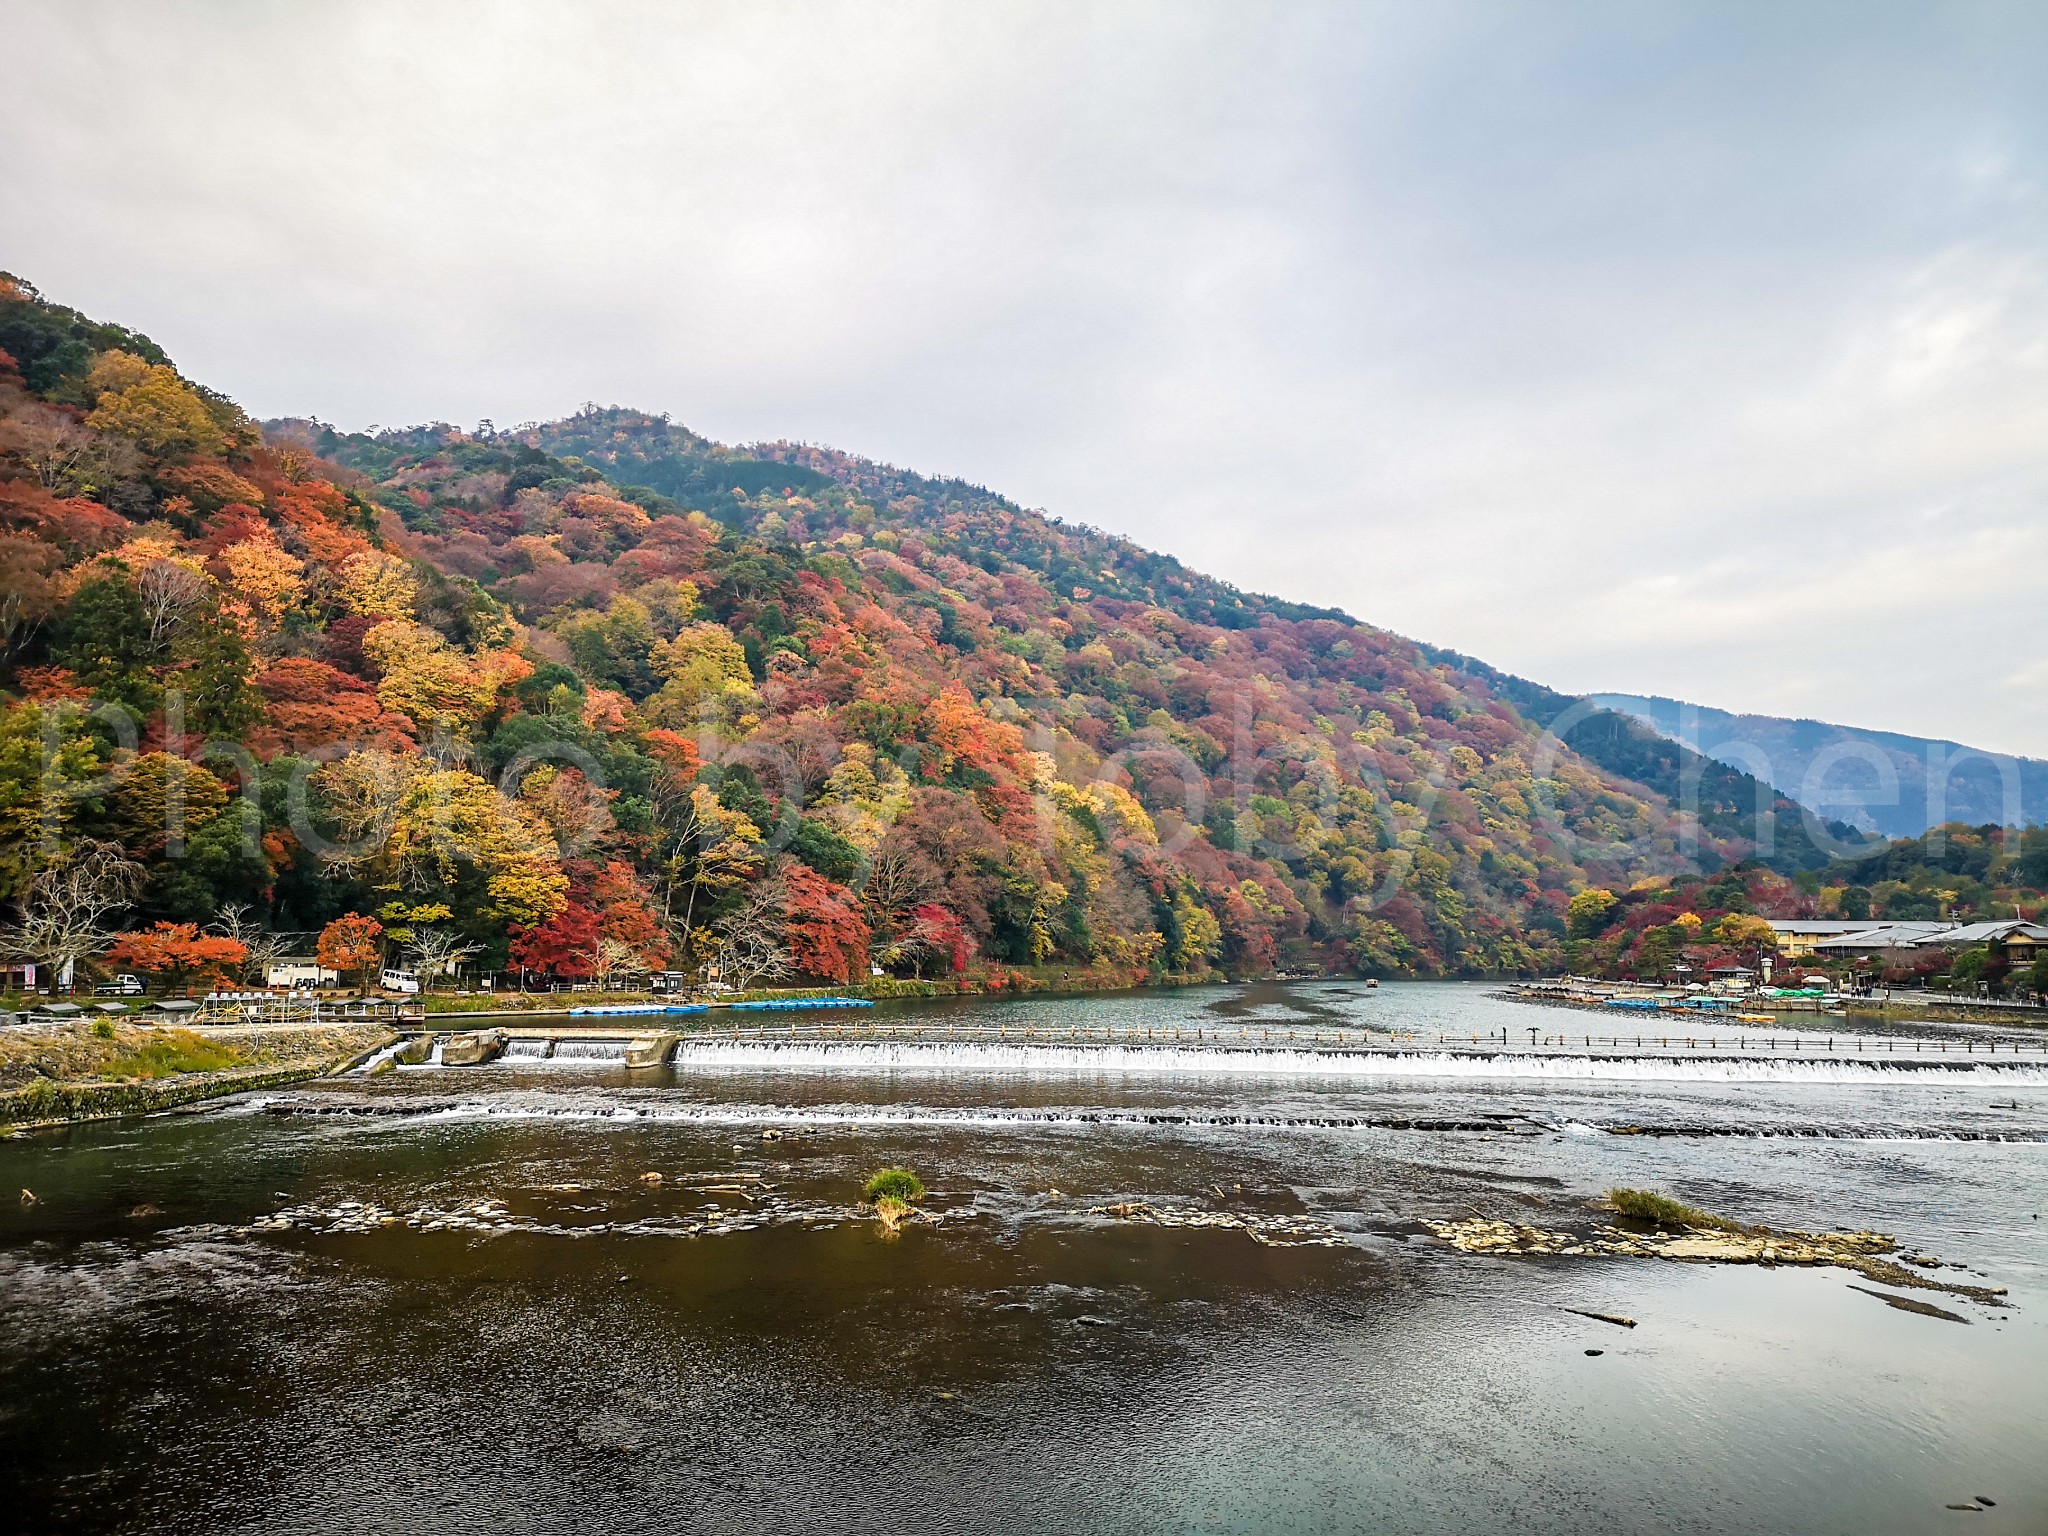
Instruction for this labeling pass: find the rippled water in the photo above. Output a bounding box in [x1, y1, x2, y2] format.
[3, 982, 2045, 1533]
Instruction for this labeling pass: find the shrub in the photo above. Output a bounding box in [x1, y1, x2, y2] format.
[864, 1168, 925, 1203]
[1608, 1187, 1742, 1231]
[19, 1077, 59, 1113]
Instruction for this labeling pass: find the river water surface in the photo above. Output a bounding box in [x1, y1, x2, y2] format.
[4, 982, 2046, 1534]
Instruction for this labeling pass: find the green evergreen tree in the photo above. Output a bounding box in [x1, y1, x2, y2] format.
[174, 604, 261, 741]
[49, 575, 159, 717]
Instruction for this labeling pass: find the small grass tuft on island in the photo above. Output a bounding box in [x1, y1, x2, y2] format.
[872, 1194, 912, 1233]
[864, 1169, 926, 1236]
[864, 1168, 926, 1204]
[1607, 1187, 1744, 1232]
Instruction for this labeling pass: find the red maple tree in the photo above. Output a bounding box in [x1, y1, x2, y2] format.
[906, 903, 973, 974]
[778, 862, 870, 984]
[509, 902, 602, 980]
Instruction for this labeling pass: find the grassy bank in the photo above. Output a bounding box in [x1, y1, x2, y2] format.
[0, 1021, 395, 1129]
[1839, 999, 2048, 1027]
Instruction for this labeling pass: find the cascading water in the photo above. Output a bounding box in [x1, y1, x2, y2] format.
[549, 1039, 631, 1062]
[351, 1040, 409, 1074]
[502, 1038, 552, 1061]
[666, 1037, 2048, 1088]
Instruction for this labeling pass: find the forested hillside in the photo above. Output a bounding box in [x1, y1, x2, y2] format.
[2, 272, 1993, 990]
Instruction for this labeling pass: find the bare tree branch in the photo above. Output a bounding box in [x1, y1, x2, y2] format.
[3, 841, 144, 988]
[406, 927, 481, 990]
[207, 905, 304, 985]
[711, 877, 791, 990]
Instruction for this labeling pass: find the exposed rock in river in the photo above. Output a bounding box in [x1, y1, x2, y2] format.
[1092, 1201, 1348, 1247]
[1422, 1215, 2008, 1306]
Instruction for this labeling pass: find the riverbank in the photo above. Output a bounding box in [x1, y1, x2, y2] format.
[418, 965, 1231, 1015]
[1497, 977, 2048, 1028]
[0, 1021, 395, 1130]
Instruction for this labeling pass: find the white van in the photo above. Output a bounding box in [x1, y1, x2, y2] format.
[379, 967, 421, 995]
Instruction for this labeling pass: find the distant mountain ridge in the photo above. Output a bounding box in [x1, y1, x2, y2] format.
[1591, 693, 2048, 839]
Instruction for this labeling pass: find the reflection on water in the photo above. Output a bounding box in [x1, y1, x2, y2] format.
[2, 983, 2045, 1534]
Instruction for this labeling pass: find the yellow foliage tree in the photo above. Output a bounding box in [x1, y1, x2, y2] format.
[1713, 913, 1780, 949]
[646, 621, 759, 728]
[101, 753, 230, 859]
[1169, 889, 1223, 971]
[84, 351, 153, 397]
[85, 356, 227, 458]
[219, 536, 306, 640]
[811, 742, 912, 854]
[362, 621, 526, 734]
[1566, 887, 1620, 939]
[339, 550, 419, 621]
[315, 752, 567, 926]
[1048, 777, 1158, 846]
[661, 784, 767, 946]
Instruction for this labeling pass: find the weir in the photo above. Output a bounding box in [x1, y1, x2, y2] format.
[395, 1027, 675, 1068]
[663, 1035, 2048, 1086]
[551, 1039, 631, 1062]
[393, 1018, 2048, 1078]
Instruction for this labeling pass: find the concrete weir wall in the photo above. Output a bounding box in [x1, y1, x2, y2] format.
[412, 1028, 677, 1067]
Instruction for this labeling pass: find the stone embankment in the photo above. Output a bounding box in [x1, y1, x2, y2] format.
[0, 1021, 395, 1129]
[419, 967, 1231, 1018]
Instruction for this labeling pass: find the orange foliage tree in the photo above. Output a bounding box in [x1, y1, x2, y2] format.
[317, 914, 384, 993]
[592, 860, 671, 968]
[106, 922, 249, 994]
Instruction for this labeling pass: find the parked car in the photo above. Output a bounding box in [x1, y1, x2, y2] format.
[379, 967, 421, 995]
[94, 974, 144, 997]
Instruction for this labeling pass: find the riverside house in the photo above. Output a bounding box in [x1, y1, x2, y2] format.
[1919, 920, 2048, 968]
[1810, 922, 1962, 958]
[1766, 920, 1901, 957]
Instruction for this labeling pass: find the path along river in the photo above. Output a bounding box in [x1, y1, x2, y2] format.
[3, 982, 2046, 1534]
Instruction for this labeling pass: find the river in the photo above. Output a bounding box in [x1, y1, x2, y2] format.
[3, 982, 2045, 1534]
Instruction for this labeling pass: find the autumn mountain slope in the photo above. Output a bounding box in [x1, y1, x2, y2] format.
[3, 271, 1762, 983]
[515, 409, 1848, 873]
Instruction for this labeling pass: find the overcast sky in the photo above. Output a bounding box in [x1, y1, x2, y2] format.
[5, 2, 2045, 754]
